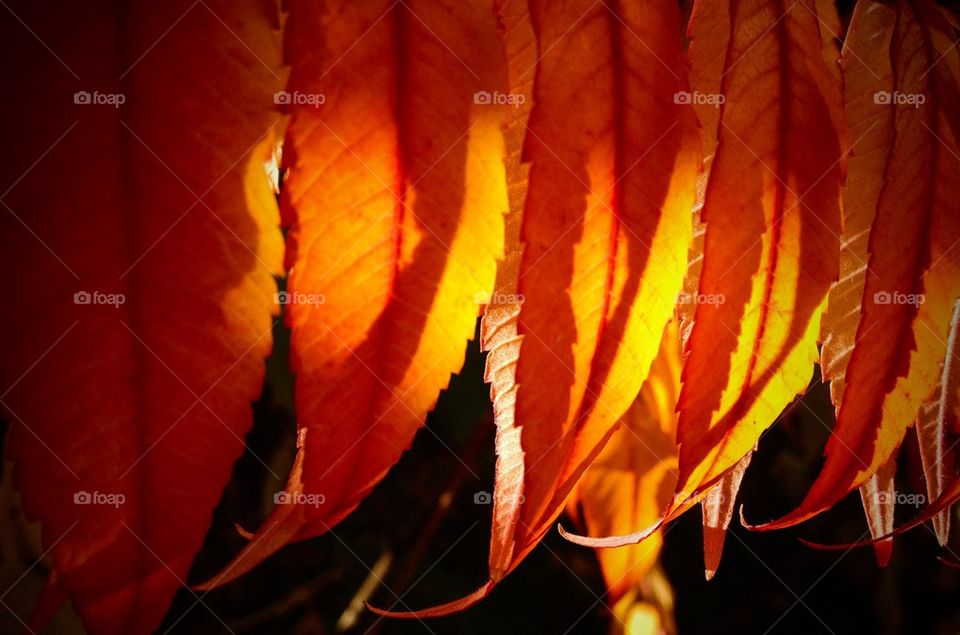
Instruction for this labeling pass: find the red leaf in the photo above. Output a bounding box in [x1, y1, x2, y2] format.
[799, 470, 960, 551]
[203, 0, 511, 584]
[702, 450, 752, 580]
[914, 296, 960, 545]
[754, 0, 960, 530]
[0, 1, 284, 632]
[673, 0, 846, 510]
[817, 0, 900, 563]
[373, 0, 700, 615]
[857, 453, 898, 566]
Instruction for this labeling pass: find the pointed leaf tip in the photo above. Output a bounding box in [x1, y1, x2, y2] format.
[799, 535, 894, 566]
[701, 451, 751, 580]
[194, 511, 308, 591]
[795, 476, 960, 551]
[29, 569, 67, 633]
[365, 582, 494, 619]
[739, 503, 815, 532]
[873, 540, 893, 568]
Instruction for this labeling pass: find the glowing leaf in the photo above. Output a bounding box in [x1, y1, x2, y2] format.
[568, 322, 681, 600]
[756, 0, 960, 530]
[372, 0, 700, 615]
[858, 453, 897, 566]
[678, 0, 727, 332]
[484, 0, 536, 578]
[205, 0, 510, 585]
[915, 363, 958, 545]
[702, 449, 752, 580]
[817, 0, 897, 563]
[0, 1, 284, 632]
[674, 0, 845, 510]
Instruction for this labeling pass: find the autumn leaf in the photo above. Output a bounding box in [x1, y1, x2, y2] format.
[857, 453, 897, 565]
[0, 1, 284, 632]
[677, 0, 725, 337]
[753, 0, 960, 530]
[201, 0, 511, 585]
[6, 0, 960, 630]
[801, 299, 960, 553]
[674, 0, 846, 509]
[681, 0, 775, 574]
[371, 0, 700, 616]
[915, 348, 959, 546]
[817, 0, 897, 562]
[701, 449, 752, 580]
[483, 0, 536, 579]
[567, 321, 681, 600]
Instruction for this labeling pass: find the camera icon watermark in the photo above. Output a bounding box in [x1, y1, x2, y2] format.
[677, 291, 726, 307]
[674, 91, 725, 107]
[473, 490, 525, 505]
[873, 291, 924, 306]
[74, 290, 126, 308]
[274, 90, 325, 107]
[74, 490, 125, 508]
[473, 90, 526, 108]
[275, 290, 326, 307]
[274, 490, 326, 507]
[74, 90, 126, 108]
[873, 90, 925, 108]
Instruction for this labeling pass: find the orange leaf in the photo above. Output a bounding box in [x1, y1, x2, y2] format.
[820, 0, 893, 414]
[817, 0, 898, 563]
[480, 0, 537, 571]
[372, 0, 700, 616]
[205, 0, 511, 584]
[801, 453, 960, 552]
[701, 449, 752, 580]
[915, 338, 959, 546]
[484, 0, 536, 577]
[858, 452, 898, 566]
[674, 0, 846, 508]
[568, 322, 681, 601]
[755, 0, 960, 530]
[831, 298, 959, 550]
[786, 301, 960, 551]
[677, 0, 727, 333]
[0, 1, 284, 632]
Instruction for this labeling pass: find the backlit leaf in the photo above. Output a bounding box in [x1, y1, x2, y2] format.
[568, 322, 681, 600]
[858, 453, 898, 566]
[0, 1, 284, 631]
[371, 0, 700, 615]
[756, 0, 960, 530]
[674, 0, 846, 509]
[818, 0, 897, 562]
[204, 0, 510, 585]
[701, 449, 751, 580]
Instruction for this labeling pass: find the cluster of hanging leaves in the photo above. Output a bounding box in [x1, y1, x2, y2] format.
[1, 0, 958, 632]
